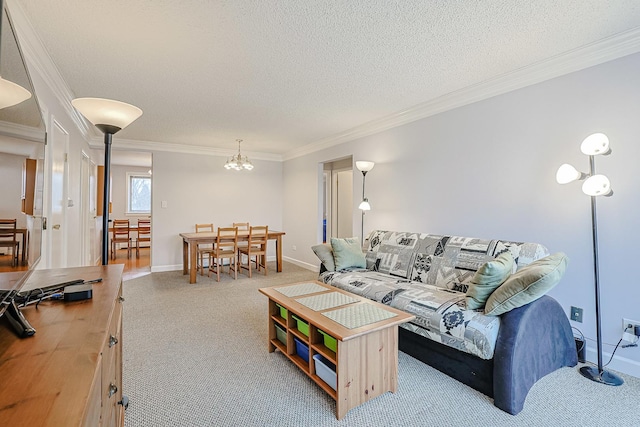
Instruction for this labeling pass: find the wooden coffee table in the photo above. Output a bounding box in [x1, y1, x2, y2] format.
[259, 281, 414, 420]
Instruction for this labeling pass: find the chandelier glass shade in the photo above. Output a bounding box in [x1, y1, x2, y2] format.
[224, 139, 253, 171]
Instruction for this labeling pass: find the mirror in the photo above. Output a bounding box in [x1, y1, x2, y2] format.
[1, 1, 46, 314]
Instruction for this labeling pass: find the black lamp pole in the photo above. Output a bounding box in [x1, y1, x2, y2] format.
[579, 155, 623, 386]
[96, 124, 121, 265]
[360, 170, 368, 244]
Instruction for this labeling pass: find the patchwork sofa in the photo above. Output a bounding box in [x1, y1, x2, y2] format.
[316, 230, 577, 415]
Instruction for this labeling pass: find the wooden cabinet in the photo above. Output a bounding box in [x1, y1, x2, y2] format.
[0, 265, 125, 426]
[21, 158, 36, 215]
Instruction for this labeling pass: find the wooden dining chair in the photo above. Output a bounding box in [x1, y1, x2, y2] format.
[195, 223, 215, 276]
[233, 222, 250, 250]
[208, 227, 238, 282]
[0, 219, 20, 267]
[136, 219, 151, 258]
[111, 219, 132, 259]
[238, 225, 268, 278]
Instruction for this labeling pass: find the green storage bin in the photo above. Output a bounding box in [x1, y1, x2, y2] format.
[275, 303, 288, 319]
[291, 314, 309, 337]
[274, 323, 287, 345]
[318, 329, 337, 352]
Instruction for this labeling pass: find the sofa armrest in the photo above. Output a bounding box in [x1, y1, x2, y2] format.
[493, 295, 578, 414]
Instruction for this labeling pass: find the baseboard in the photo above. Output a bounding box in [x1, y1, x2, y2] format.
[150, 256, 281, 274]
[585, 345, 640, 378]
[151, 264, 182, 273]
[282, 256, 318, 272]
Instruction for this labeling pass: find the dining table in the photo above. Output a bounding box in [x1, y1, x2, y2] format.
[179, 229, 286, 284]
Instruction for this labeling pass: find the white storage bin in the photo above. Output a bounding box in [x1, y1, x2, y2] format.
[313, 354, 337, 391]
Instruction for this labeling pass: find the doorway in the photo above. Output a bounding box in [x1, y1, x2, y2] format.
[321, 157, 353, 243]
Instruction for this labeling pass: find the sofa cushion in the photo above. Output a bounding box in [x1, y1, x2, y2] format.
[331, 237, 366, 270]
[465, 251, 514, 310]
[319, 269, 500, 359]
[311, 244, 335, 271]
[485, 252, 568, 316]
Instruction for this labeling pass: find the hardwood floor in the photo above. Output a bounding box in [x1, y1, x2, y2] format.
[1, 250, 151, 281]
[109, 248, 151, 281]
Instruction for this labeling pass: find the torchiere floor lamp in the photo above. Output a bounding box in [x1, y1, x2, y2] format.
[72, 97, 143, 265]
[356, 161, 374, 244]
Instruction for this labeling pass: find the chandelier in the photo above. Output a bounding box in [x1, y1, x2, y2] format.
[224, 139, 254, 171]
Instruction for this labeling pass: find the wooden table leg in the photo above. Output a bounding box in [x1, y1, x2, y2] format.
[182, 239, 189, 275]
[276, 235, 282, 272]
[21, 231, 27, 265]
[189, 242, 197, 283]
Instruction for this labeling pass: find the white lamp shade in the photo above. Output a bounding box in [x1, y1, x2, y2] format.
[356, 161, 375, 172]
[580, 133, 610, 156]
[72, 97, 142, 130]
[0, 76, 32, 109]
[359, 199, 371, 211]
[556, 163, 582, 184]
[582, 174, 612, 196]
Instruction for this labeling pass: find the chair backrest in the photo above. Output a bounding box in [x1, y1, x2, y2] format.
[248, 225, 268, 249]
[0, 219, 17, 229]
[0, 219, 17, 240]
[112, 219, 130, 240]
[138, 219, 151, 241]
[216, 227, 238, 253]
[196, 223, 214, 233]
[233, 222, 249, 231]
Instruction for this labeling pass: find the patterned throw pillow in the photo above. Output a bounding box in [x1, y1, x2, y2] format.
[485, 252, 568, 316]
[331, 237, 366, 270]
[465, 251, 515, 310]
[311, 244, 335, 271]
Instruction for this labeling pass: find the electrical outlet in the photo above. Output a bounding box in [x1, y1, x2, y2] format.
[292, 245, 297, 251]
[570, 306, 583, 323]
[623, 318, 640, 341]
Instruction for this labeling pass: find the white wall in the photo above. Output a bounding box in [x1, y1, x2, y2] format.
[150, 151, 283, 271]
[283, 52, 640, 377]
[0, 152, 26, 227]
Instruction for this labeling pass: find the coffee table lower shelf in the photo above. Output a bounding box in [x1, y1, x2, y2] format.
[260, 282, 414, 420]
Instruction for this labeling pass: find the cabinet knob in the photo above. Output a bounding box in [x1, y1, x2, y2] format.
[109, 335, 119, 348]
[108, 383, 118, 398]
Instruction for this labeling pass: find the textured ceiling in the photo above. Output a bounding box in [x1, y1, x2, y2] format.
[14, 0, 640, 156]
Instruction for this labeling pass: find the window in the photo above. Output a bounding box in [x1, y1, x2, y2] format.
[127, 173, 151, 214]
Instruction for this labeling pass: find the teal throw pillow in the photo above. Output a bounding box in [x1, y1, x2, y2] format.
[331, 237, 366, 270]
[311, 244, 335, 271]
[485, 252, 568, 316]
[465, 251, 514, 310]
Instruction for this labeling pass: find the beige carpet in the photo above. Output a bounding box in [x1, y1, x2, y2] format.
[122, 262, 640, 426]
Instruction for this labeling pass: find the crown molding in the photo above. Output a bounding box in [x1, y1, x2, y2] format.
[282, 26, 640, 161]
[87, 136, 282, 162]
[0, 120, 46, 142]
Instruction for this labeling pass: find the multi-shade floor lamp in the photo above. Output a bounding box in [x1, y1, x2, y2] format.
[556, 132, 623, 386]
